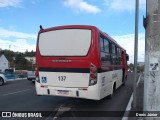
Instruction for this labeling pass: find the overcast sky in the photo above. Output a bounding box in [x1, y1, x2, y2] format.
[0, 0, 146, 63]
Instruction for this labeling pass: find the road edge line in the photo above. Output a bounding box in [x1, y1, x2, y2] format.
[0, 89, 31, 96]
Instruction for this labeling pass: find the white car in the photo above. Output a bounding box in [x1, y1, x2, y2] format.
[0, 73, 7, 86]
[27, 71, 36, 83]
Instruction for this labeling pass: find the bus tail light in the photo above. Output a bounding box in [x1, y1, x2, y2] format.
[89, 63, 97, 86]
[90, 67, 97, 73]
[35, 67, 38, 71]
[90, 74, 96, 79]
[35, 71, 39, 77]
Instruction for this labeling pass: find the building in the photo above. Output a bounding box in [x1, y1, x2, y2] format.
[25, 57, 36, 64]
[0, 54, 9, 72]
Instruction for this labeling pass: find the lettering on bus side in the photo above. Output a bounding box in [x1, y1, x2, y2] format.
[112, 73, 118, 79]
[101, 76, 105, 86]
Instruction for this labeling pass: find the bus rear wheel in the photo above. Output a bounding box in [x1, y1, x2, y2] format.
[107, 83, 116, 99]
[122, 75, 127, 86]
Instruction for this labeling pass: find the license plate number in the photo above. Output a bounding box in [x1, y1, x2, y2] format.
[57, 90, 69, 95]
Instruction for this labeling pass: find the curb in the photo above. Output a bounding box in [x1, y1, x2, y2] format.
[7, 78, 27, 81]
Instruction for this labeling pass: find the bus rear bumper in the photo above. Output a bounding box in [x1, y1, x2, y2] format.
[35, 81, 100, 100]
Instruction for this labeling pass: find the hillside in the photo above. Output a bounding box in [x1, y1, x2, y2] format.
[0, 49, 35, 70]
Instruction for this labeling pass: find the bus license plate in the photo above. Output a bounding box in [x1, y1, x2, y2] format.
[57, 90, 69, 95]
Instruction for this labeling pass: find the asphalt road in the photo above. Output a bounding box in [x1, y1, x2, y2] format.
[0, 73, 134, 120]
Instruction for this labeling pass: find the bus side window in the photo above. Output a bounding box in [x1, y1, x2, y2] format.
[119, 49, 122, 65]
[100, 36, 104, 52]
[104, 38, 109, 53]
[117, 48, 121, 65]
[100, 36, 111, 66]
[111, 44, 116, 65]
[104, 38, 111, 66]
[115, 46, 118, 65]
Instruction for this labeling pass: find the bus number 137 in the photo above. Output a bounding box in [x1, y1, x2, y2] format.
[58, 76, 66, 81]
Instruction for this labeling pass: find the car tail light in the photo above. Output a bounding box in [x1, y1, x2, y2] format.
[89, 63, 97, 86]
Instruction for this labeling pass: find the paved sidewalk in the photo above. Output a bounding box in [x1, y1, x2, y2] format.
[128, 75, 144, 120]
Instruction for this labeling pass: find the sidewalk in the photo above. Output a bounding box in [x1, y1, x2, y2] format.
[128, 75, 144, 120]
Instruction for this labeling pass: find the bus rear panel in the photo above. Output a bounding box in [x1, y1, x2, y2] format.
[35, 25, 128, 100]
[36, 26, 102, 100]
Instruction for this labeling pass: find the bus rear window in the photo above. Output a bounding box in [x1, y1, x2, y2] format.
[38, 29, 92, 56]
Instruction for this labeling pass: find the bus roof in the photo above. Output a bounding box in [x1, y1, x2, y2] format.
[38, 25, 126, 51]
[39, 25, 97, 32]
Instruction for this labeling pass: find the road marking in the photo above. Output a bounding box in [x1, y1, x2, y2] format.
[137, 74, 142, 86]
[0, 89, 31, 96]
[45, 100, 81, 120]
[53, 106, 71, 120]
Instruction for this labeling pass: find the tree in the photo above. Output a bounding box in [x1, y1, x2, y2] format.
[128, 63, 134, 71]
[15, 53, 28, 70]
[0, 48, 35, 70]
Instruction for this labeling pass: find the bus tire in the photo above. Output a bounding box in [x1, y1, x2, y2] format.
[107, 83, 116, 99]
[122, 75, 127, 86]
[0, 77, 4, 86]
[122, 69, 125, 86]
[32, 81, 35, 83]
[107, 93, 113, 99]
[122, 79, 125, 86]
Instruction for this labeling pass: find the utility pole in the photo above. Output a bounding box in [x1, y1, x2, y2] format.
[9, 45, 11, 51]
[133, 0, 139, 108]
[144, 0, 160, 113]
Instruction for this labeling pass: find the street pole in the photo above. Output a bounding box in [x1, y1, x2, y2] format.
[133, 0, 139, 108]
[144, 0, 160, 113]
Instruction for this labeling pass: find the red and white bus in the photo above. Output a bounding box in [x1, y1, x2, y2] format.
[35, 25, 129, 100]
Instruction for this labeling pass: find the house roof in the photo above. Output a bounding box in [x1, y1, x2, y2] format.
[0, 54, 8, 61]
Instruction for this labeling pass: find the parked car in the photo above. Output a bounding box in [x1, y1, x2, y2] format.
[17, 74, 26, 79]
[0, 73, 7, 86]
[27, 71, 36, 83]
[4, 73, 16, 80]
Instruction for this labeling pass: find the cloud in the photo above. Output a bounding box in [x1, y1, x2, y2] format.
[112, 33, 145, 63]
[0, 0, 22, 8]
[0, 38, 36, 52]
[104, 0, 146, 12]
[0, 28, 145, 62]
[63, 0, 101, 14]
[0, 28, 36, 52]
[0, 28, 36, 40]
